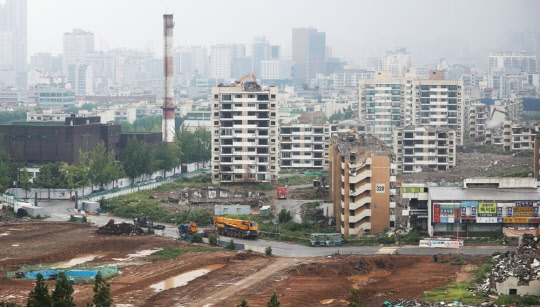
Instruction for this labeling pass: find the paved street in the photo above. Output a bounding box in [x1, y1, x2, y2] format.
[40, 199, 516, 257]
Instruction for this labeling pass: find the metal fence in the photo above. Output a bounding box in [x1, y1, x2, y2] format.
[86, 168, 208, 201]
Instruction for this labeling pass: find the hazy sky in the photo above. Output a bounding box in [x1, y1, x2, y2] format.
[28, 0, 540, 66]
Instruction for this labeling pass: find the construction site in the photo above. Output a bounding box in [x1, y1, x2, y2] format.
[1, 220, 538, 307]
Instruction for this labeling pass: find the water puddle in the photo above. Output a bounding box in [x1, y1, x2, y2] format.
[321, 298, 335, 304]
[150, 264, 225, 292]
[54, 255, 99, 268]
[347, 270, 391, 282]
[113, 249, 163, 262]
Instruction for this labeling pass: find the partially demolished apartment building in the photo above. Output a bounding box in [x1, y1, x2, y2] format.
[329, 133, 398, 236]
[211, 83, 279, 185]
[401, 177, 540, 237]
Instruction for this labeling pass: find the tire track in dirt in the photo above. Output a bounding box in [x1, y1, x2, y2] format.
[186, 257, 298, 307]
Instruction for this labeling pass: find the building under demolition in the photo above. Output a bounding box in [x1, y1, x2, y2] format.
[329, 132, 397, 236]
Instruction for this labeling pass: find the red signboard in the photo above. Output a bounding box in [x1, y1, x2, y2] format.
[433, 204, 440, 223]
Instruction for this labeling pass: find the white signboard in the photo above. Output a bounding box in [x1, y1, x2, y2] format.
[376, 184, 385, 193]
[419, 239, 464, 248]
[476, 217, 499, 223]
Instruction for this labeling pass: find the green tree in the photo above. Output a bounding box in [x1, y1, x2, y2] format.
[176, 127, 210, 163]
[0, 136, 12, 193]
[191, 232, 203, 243]
[267, 292, 280, 307]
[155, 144, 181, 177]
[208, 235, 218, 246]
[19, 168, 32, 200]
[91, 272, 113, 307]
[348, 288, 361, 307]
[0, 110, 27, 123]
[65, 151, 90, 197]
[120, 137, 154, 185]
[51, 272, 75, 307]
[35, 163, 65, 199]
[278, 209, 292, 224]
[237, 299, 249, 307]
[26, 273, 52, 307]
[0, 302, 22, 307]
[88, 142, 123, 190]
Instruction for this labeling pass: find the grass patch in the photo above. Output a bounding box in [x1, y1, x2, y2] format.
[489, 168, 533, 178]
[150, 247, 218, 261]
[279, 175, 317, 186]
[496, 295, 540, 306]
[476, 263, 494, 282]
[424, 282, 488, 304]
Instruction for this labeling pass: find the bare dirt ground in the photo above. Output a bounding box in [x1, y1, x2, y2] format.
[0, 222, 485, 307]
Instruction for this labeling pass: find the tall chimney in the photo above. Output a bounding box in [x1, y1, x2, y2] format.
[162, 14, 175, 145]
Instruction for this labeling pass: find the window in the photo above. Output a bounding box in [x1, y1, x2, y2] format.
[222, 94, 232, 101]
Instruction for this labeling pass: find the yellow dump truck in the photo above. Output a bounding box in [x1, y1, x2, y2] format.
[213, 216, 259, 239]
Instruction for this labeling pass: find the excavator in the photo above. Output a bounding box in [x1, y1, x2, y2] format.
[235, 73, 256, 87]
[178, 221, 198, 236]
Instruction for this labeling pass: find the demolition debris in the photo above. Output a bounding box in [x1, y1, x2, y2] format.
[96, 219, 145, 236]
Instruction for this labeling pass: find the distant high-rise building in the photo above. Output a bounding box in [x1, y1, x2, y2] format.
[252, 37, 270, 76]
[174, 46, 208, 77]
[210, 44, 233, 80]
[270, 46, 281, 59]
[0, 0, 27, 87]
[292, 28, 326, 85]
[372, 48, 412, 77]
[63, 29, 94, 74]
[67, 63, 93, 95]
[488, 51, 537, 74]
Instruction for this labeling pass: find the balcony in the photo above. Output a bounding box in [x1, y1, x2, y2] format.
[348, 209, 372, 223]
[349, 169, 372, 184]
[350, 182, 371, 197]
[349, 196, 371, 210]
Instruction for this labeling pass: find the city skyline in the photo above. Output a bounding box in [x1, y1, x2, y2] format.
[26, 0, 540, 66]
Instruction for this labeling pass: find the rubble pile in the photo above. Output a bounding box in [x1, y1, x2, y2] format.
[0, 210, 24, 224]
[402, 152, 532, 183]
[96, 219, 144, 235]
[488, 234, 540, 286]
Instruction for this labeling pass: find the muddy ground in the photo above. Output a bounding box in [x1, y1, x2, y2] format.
[0, 222, 484, 307]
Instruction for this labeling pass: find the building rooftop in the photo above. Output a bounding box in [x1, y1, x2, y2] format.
[331, 133, 393, 160]
[429, 186, 540, 202]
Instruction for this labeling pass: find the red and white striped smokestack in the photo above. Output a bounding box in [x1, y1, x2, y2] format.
[162, 14, 175, 145]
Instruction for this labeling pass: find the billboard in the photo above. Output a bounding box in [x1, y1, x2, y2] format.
[504, 217, 528, 223]
[515, 201, 533, 207]
[433, 204, 440, 223]
[513, 207, 533, 218]
[478, 202, 497, 216]
[476, 217, 503, 223]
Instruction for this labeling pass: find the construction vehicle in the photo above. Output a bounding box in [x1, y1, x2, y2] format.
[276, 187, 287, 199]
[178, 221, 198, 235]
[213, 216, 259, 239]
[235, 73, 256, 87]
[134, 217, 165, 230]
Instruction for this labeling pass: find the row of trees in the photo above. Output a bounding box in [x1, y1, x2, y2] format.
[236, 289, 361, 307]
[0, 272, 112, 307]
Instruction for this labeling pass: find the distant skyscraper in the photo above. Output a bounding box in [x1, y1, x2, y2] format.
[292, 28, 326, 85]
[174, 46, 208, 77]
[252, 37, 270, 76]
[210, 44, 233, 80]
[63, 29, 94, 74]
[0, 0, 27, 87]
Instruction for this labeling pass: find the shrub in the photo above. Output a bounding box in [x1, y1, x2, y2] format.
[453, 257, 467, 265]
[278, 209, 292, 224]
[69, 215, 76, 222]
[265, 246, 272, 256]
[225, 239, 235, 250]
[191, 233, 203, 243]
[208, 235, 218, 246]
[82, 216, 87, 223]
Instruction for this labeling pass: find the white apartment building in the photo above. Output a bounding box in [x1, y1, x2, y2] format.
[279, 123, 333, 169]
[67, 63, 93, 95]
[467, 103, 488, 139]
[503, 121, 539, 152]
[359, 70, 464, 146]
[489, 52, 537, 74]
[174, 46, 208, 77]
[332, 70, 374, 89]
[393, 126, 456, 173]
[211, 84, 279, 185]
[210, 45, 233, 81]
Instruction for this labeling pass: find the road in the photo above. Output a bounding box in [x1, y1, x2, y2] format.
[40, 199, 515, 257]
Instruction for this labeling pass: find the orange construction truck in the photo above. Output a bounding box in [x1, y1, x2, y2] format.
[213, 216, 259, 239]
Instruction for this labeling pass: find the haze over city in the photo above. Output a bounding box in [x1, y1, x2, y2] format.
[1, 0, 540, 306]
[27, 0, 540, 66]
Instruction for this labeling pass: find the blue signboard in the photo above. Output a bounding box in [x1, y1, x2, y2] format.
[461, 207, 467, 216]
[515, 201, 533, 207]
[497, 207, 502, 216]
[534, 207, 538, 217]
[471, 207, 477, 216]
[461, 201, 478, 207]
[440, 217, 449, 223]
[507, 207, 513, 216]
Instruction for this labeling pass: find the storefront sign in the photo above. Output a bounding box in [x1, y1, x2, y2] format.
[419, 239, 463, 248]
[476, 217, 503, 223]
[515, 201, 533, 207]
[461, 201, 478, 207]
[461, 207, 467, 216]
[508, 207, 513, 216]
[504, 217, 528, 223]
[409, 210, 428, 216]
[471, 207, 477, 216]
[530, 218, 540, 223]
[479, 203, 497, 215]
[534, 207, 539, 217]
[440, 217, 455, 223]
[433, 204, 440, 223]
[497, 207, 502, 216]
[513, 207, 533, 217]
